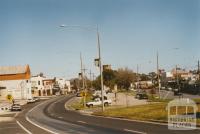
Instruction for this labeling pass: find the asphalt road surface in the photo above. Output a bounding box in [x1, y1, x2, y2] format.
[29, 95, 200, 134]
[1, 95, 200, 134]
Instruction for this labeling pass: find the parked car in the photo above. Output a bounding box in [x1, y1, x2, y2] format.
[27, 98, 36, 103]
[11, 104, 21, 111]
[174, 89, 182, 96]
[135, 93, 148, 100]
[86, 98, 112, 108]
[76, 92, 82, 97]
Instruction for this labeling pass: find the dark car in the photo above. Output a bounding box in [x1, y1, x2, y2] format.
[135, 93, 148, 100]
[11, 104, 21, 111]
[76, 92, 82, 97]
[174, 90, 182, 96]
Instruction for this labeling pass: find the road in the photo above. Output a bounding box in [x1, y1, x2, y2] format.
[1, 95, 200, 134]
[30, 95, 200, 134]
[160, 90, 200, 99]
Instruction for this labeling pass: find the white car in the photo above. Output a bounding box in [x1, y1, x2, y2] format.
[27, 99, 36, 103]
[86, 98, 112, 108]
[33, 97, 39, 101]
[11, 104, 21, 111]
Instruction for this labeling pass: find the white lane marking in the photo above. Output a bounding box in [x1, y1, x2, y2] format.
[26, 97, 67, 134]
[25, 98, 62, 134]
[26, 116, 59, 134]
[28, 100, 48, 113]
[16, 120, 32, 134]
[58, 116, 63, 119]
[124, 129, 147, 134]
[77, 120, 87, 124]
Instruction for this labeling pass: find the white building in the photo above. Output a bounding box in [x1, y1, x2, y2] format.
[0, 65, 32, 100]
[30, 75, 45, 96]
[55, 78, 71, 94]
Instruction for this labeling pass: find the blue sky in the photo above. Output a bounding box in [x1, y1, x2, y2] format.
[0, 0, 199, 79]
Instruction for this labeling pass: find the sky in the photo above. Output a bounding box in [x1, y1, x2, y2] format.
[0, 0, 200, 79]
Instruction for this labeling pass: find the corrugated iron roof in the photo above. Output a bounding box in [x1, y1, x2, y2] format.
[0, 65, 28, 75]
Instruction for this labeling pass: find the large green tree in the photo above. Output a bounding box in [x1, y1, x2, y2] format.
[103, 69, 117, 88]
[115, 67, 136, 90]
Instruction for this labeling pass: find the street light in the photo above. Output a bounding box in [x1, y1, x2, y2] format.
[60, 25, 105, 112]
[157, 51, 161, 99]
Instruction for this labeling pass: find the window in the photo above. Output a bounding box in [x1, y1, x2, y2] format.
[38, 81, 40, 85]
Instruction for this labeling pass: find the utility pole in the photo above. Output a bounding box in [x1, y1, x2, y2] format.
[137, 64, 139, 89]
[80, 53, 86, 108]
[92, 73, 95, 81]
[89, 70, 92, 88]
[83, 67, 87, 90]
[198, 60, 200, 80]
[175, 65, 180, 93]
[97, 27, 104, 112]
[157, 51, 161, 99]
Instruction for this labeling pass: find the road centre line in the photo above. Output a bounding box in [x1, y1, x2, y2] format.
[77, 120, 87, 124]
[124, 129, 147, 134]
[26, 116, 59, 134]
[58, 116, 63, 119]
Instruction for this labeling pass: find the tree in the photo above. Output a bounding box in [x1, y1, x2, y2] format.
[148, 72, 158, 87]
[140, 73, 151, 81]
[92, 76, 101, 90]
[103, 69, 117, 88]
[115, 67, 136, 90]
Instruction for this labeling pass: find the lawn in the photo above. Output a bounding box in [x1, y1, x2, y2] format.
[94, 101, 200, 125]
[71, 92, 93, 110]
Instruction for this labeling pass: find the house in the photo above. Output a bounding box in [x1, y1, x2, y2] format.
[43, 78, 55, 96]
[0, 65, 32, 100]
[170, 68, 198, 81]
[55, 78, 71, 95]
[30, 75, 45, 96]
[103, 65, 112, 70]
[135, 81, 153, 89]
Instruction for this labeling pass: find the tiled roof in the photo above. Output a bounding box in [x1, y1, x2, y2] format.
[0, 65, 28, 75]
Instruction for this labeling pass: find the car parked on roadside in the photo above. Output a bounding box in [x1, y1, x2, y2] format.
[135, 93, 148, 100]
[86, 98, 112, 108]
[76, 92, 82, 97]
[11, 104, 21, 111]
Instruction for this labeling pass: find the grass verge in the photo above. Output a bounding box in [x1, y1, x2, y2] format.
[94, 101, 200, 125]
[71, 92, 93, 110]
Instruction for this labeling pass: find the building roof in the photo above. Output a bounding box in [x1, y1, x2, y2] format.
[0, 65, 31, 80]
[0, 65, 28, 75]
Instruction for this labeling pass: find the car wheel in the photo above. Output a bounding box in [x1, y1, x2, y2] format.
[104, 102, 109, 107]
[89, 104, 93, 108]
[136, 95, 140, 99]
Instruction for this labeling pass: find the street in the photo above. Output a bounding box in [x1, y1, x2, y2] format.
[1, 95, 199, 134]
